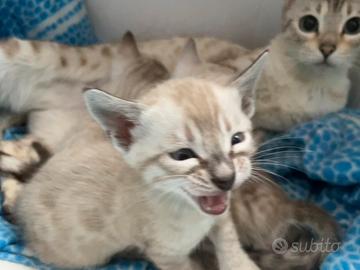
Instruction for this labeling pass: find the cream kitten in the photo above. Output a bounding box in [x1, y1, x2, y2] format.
[13, 43, 268, 269]
[252, 0, 360, 131]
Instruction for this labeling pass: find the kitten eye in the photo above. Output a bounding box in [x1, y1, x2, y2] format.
[344, 17, 360, 35]
[299, 15, 319, 33]
[231, 132, 245, 145]
[169, 148, 197, 161]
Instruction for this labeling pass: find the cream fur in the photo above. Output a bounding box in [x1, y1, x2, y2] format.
[11, 40, 267, 270]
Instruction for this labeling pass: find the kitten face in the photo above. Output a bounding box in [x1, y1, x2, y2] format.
[84, 52, 267, 217]
[138, 80, 256, 216]
[282, 0, 360, 68]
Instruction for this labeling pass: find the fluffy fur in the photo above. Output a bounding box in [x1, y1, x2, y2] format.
[252, 0, 360, 131]
[12, 39, 267, 269]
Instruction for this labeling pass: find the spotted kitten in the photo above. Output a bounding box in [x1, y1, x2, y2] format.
[12, 41, 268, 269]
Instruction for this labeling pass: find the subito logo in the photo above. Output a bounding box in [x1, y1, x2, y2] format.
[272, 238, 289, 255]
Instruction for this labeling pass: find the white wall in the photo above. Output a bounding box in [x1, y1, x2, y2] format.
[86, 0, 283, 48]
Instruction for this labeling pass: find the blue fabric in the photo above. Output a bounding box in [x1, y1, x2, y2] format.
[256, 109, 360, 270]
[0, 0, 97, 45]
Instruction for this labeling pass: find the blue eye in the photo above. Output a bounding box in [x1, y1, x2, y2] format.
[231, 132, 245, 145]
[169, 148, 197, 161]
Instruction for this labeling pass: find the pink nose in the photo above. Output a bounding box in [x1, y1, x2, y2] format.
[319, 44, 336, 58]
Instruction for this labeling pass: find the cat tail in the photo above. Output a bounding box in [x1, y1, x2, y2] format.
[250, 201, 341, 270]
[0, 38, 116, 83]
[288, 201, 341, 266]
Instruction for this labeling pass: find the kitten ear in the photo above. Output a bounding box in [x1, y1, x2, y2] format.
[173, 38, 201, 78]
[121, 31, 140, 58]
[83, 89, 145, 152]
[231, 50, 268, 118]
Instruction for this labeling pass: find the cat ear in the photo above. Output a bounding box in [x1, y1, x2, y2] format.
[231, 50, 268, 118]
[173, 38, 201, 78]
[83, 89, 145, 152]
[121, 31, 140, 58]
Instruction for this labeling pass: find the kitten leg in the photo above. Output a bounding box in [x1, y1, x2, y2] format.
[0, 137, 50, 220]
[1, 177, 23, 222]
[211, 214, 260, 270]
[0, 137, 49, 177]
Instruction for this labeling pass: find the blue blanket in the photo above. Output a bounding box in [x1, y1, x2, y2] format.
[256, 109, 360, 270]
[0, 0, 97, 45]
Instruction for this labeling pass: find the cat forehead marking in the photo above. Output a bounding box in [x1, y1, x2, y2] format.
[168, 79, 229, 134]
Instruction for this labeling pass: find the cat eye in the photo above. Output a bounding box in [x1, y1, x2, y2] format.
[231, 132, 245, 145]
[299, 15, 319, 33]
[169, 148, 198, 161]
[344, 17, 360, 35]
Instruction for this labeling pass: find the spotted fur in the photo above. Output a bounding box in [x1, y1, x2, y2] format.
[13, 43, 267, 269]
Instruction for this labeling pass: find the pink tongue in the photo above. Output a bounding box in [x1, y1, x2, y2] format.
[198, 194, 228, 215]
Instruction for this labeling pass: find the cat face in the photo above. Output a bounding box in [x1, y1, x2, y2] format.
[84, 52, 267, 216]
[281, 0, 360, 68]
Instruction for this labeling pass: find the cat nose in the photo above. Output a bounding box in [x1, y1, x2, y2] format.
[211, 173, 235, 191]
[319, 43, 336, 59]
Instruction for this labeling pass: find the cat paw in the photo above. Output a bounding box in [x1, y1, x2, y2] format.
[1, 177, 23, 223]
[0, 137, 51, 180]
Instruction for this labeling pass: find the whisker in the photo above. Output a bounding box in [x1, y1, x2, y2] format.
[250, 172, 279, 188]
[254, 150, 312, 161]
[253, 152, 311, 162]
[255, 145, 313, 155]
[257, 135, 305, 147]
[252, 167, 292, 185]
[252, 161, 305, 173]
[254, 153, 307, 160]
[251, 155, 302, 162]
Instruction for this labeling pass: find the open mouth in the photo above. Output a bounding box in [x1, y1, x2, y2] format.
[197, 193, 229, 215]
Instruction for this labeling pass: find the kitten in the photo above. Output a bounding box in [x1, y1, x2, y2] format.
[0, 34, 239, 211]
[14, 49, 268, 269]
[251, 0, 360, 131]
